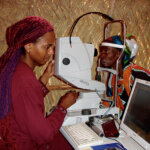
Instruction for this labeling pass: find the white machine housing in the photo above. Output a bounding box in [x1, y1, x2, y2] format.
[55, 37, 106, 92]
[54, 37, 119, 126]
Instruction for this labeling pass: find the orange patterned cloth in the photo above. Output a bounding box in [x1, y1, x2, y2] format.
[103, 63, 150, 117]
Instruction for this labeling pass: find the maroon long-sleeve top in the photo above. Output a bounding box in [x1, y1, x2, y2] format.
[10, 62, 71, 150]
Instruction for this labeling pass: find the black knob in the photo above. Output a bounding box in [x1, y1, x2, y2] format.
[94, 48, 98, 57]
[62, 58, 70, 65]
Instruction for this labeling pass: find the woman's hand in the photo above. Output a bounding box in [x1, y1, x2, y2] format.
[40, 60, 54, 85]
[58, 91, 79, 109]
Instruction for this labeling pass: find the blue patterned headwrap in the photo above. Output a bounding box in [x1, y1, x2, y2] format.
[101, 35, 138, 68]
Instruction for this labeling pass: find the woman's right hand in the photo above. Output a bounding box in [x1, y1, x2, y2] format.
[58, 91, 79, 109]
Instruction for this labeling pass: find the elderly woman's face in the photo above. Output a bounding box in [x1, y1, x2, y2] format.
[99, 46, 120, 68]
[29, 31, 55, 66]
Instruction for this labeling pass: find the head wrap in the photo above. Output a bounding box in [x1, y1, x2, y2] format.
[0, 16, 54, 119]
[100, 35, 138, 67]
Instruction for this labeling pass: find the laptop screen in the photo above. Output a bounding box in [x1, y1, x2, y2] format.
[121, 78, 150, 150]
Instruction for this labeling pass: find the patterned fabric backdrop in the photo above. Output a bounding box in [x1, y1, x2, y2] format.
[0, 0, 150, 112]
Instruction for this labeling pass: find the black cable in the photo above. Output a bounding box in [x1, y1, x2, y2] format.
[101, 102, 114, 119]
[68, 11, 114, 46]
[105, 136, 127, 150]
[95, 88, 116, 119]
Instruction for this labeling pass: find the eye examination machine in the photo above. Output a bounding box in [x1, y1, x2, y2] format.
[54, 12, 150, 150]
[54, 12, 120, 126]
[54, 36, 119, 126]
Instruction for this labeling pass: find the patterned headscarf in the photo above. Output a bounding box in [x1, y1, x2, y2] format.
[0, 16, 54, 119]
[101, 35, 138, 68]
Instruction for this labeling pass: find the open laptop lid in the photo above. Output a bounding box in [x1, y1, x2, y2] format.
[121, 78, 150, 150]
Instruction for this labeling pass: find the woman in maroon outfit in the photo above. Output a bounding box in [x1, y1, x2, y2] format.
[0, 16, 78, 150]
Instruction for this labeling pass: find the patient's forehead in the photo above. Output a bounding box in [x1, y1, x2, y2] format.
[100, 46, 120, 53]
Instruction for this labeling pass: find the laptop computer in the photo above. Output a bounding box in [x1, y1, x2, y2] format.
[121, 78, 150, 150]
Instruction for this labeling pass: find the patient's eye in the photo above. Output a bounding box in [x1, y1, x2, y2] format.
[100, 48, 108, 54]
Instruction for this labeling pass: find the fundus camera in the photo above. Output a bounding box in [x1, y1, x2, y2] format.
[54, 36, 105, 92]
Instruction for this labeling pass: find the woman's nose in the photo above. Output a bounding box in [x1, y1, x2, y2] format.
[48, 47, 55, 56]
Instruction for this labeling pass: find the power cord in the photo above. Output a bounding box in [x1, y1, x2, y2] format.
[95, 89, 115, 118]
[104, 136, 127, 150]
[68, 11, 114, 47]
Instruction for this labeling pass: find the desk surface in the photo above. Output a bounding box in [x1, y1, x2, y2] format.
[80, 130, 145, 150]
[61, 125, 145, 150]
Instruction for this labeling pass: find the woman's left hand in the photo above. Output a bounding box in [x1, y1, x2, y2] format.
[40, 60, 54, 85]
